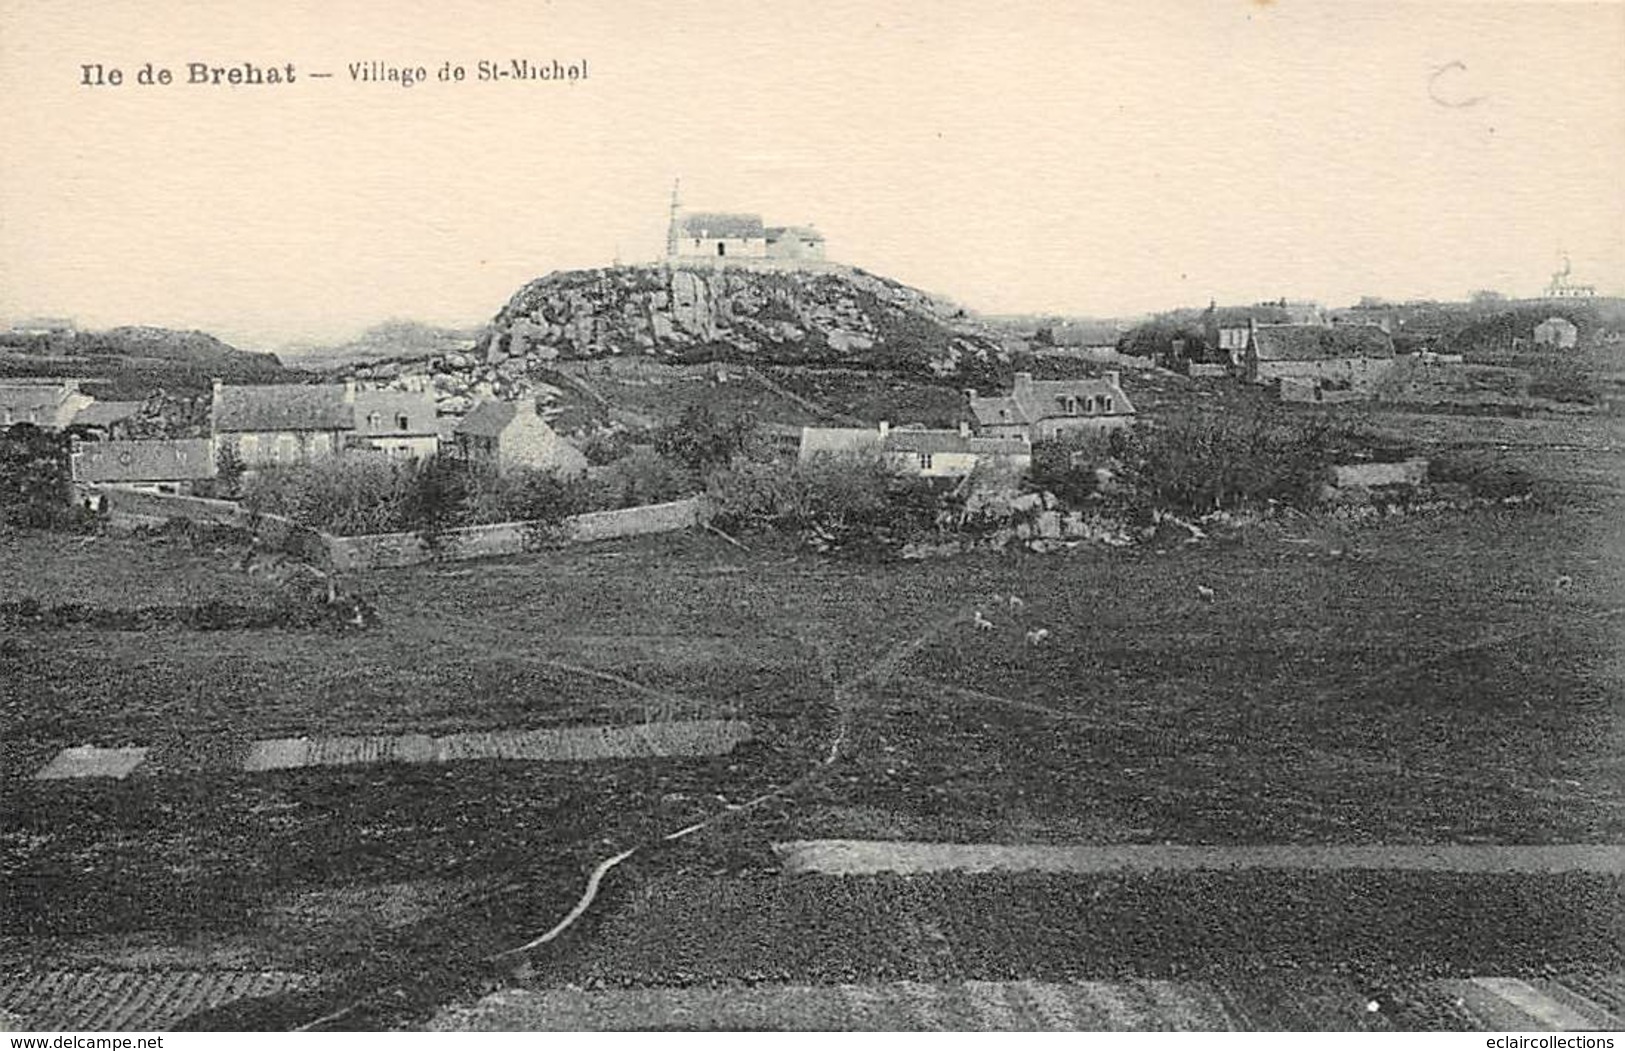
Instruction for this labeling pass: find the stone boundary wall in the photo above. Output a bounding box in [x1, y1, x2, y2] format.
[95, 485, 329, 563]
[91, 485, 707, 571]
[324, 496, 708, 570]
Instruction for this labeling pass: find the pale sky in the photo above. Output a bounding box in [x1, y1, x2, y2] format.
[1, 0, 1621, 351]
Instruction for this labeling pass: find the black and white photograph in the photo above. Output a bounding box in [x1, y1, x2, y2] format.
[1, 0, 1622, 1036]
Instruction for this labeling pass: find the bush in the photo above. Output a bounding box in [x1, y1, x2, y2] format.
[708, 450, 943, 554]
[655, 405, 758, 475]
[1026, 433, 1115, 508]
[590, 447, 694, 509]
[243, 458, 418, 535]
[0, 424, 90, 531]
[1112, 408, 1334, 515]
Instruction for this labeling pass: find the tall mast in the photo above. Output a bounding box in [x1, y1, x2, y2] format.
[666, 178, 681, 258]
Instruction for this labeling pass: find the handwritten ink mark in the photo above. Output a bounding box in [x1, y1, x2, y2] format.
[1429, 61, 1486, 108]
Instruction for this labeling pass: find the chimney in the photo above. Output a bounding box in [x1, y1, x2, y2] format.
[958, 420, 971, 438]
[1103, 370, 1120, 389]
[964, 387, 977, 401]
[1013, 371, 1034, 394]
[878, 421, 889, 438]
[211, 377, 223, 399]
[343, 379, 357, 404]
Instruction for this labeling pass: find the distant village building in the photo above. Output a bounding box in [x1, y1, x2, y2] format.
[210, 380, 442, 467]
[452, 400, 587, 476]
[211, 380, 355, 466]
[1242, 322, 1396, 388]
[70, 438, 215, 495]
[664, 181, 826, 263]
[1543, 255, 1596, 300]
[0, 379, 94, 430]
[798, 421, 1031, 479]
[1533, 315, 1579, 349]
[1037, 322, 1122, 357]
[965, 371, 1135, 443]
[7, 317, 76, 336]
[351, 389, 440, 459]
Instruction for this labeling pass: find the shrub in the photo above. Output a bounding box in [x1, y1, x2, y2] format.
[1112, 408, 1334, 515]
[590, 447, 694, 509]
[0, 424, 95, 532]
[708, 450, 943, 554]
[655, 405, 759, 475]
[242, 458, 417, 535]
[1026, 432, 1116, 508]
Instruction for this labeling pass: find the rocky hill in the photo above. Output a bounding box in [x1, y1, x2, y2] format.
[341, 264, 1027, 427]
[480, 264, 1013, 381]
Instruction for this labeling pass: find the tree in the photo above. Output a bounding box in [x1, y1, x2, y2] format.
[0, 424, 80, 530]
[655, 405, 758, 475]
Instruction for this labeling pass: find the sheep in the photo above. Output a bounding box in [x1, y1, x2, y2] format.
[972, 610, 995, 631]
[1007, 595, 1025, 612]
[1195, 584, 1215, 601]
[1554, 575, 1574, 591]
[1025, 627, 1051, 646]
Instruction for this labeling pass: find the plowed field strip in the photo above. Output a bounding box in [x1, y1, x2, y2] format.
[241, 720, 751, 771]
[774, 840, 1625, 875]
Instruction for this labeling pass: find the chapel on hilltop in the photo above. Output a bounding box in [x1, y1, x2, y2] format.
[664, 180, 826, 263]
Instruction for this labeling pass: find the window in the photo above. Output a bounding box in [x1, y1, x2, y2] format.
[367, 412, 381, 429]
[278, 435, 297, 462]
[918, 452, 933, 470]
[1064, 397, 1078, 415]
[397, 414, 410, 431]
[717, 242, 726, 257]
[1102, 396, 1113, 412]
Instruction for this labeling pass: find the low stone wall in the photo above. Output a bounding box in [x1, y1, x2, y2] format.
[97, 486, 245, 526]
[325, 496, 708, 571]
[94, 486, 335, 566]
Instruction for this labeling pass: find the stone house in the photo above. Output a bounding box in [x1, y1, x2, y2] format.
[1242, 322, 1396, 387]
[211, 380, 354, 466]
[765, 226, 826, 261]
[1533, 316, 1579, 349]
[452, 400, 588, 476]
[798, 422, 1031, 479]
[70, 438, 216, 495]
[351, 389, 440, 459]
[0, 379, 94, 430]
[965, 371, 1135, 443]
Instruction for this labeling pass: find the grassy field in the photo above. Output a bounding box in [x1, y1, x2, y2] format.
[2, 407, 1621, 1028]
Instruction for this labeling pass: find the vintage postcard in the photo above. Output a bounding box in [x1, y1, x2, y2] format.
[1, 0, 1622, 1037]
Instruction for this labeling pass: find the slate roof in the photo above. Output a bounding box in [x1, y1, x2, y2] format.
[1047, 323, 1122, 347]
[884, 430, 1029, 456]
[213, 384, 353, 432]
[353, 390, 438, 437]
[73, 439, 216, 483]
[799, 426, 1028, 459]
[968, 376, 1135, 427]
[70, 401, 143, 429]
[1251, 324, 1395, 362]
[799, 427, 882, 459]
[454, 400, 521, 438]
[678, 212, 766, 239]
[0, 382, 72, 417]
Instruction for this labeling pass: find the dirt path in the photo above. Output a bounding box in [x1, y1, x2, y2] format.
[774, 839, 1625, 875]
